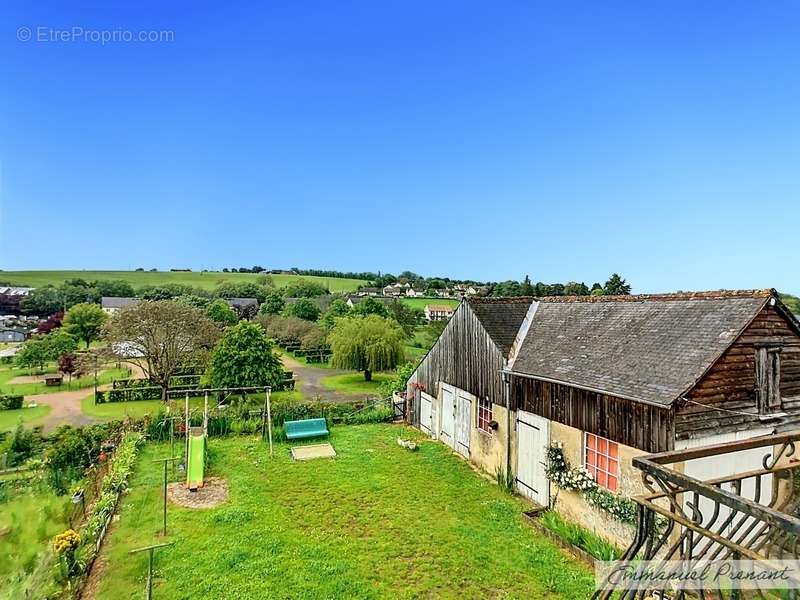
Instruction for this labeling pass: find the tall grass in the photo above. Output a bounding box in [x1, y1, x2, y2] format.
[538, 510, 622, 561]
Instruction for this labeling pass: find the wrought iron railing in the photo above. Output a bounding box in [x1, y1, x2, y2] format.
[594, 431, 800, 599]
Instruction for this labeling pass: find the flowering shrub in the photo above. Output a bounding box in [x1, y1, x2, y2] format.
[69, 431, 144, 582]
[545, 443, 637, 525]
[53, 529, 80, 555]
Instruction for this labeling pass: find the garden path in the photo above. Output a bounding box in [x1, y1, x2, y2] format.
[280, 354, 373, 404]
[26, 362, 146, 432]
[28, 389, 98, 432]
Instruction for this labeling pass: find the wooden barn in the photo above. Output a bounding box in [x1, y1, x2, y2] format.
[407, 289, 800, 545]
[407, 297, 532, 473]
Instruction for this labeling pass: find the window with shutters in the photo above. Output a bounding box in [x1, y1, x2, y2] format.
[755, 345, 782, 415]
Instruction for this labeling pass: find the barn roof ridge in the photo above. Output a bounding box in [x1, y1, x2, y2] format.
[535, 289, 775, 303]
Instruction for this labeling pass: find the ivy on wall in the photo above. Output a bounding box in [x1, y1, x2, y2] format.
[544, 443, 638, 525]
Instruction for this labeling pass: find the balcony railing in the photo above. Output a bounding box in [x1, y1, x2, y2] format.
[593, 430, 800, 599]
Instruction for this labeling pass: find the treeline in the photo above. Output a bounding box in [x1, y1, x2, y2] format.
[488, 273, 632, 297]
[371, 271, 482, 289]
[19, 277, 333, 317]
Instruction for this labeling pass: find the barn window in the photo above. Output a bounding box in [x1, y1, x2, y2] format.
[584, 433, 619, 492]
[477, 397, 493, 433]
[755, 345, 782, 415]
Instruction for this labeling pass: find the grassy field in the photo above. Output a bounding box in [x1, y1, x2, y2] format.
[0, 485, 72, 597]
[277, 348, 336, 370]
[400, 297, 460, 311]
[94, 425, 593, 599]
[0, 364, 129, 397]
[0, 405, 51, 432]
[0, 271, 367, 293]
[319, 373, 392, 395]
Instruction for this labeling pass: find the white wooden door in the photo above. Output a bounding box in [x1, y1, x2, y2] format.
[439, 385, 456, 450]
[455, 389, 472, 458]
[419, 392, 433, 436]
[516, 411, 550, 506]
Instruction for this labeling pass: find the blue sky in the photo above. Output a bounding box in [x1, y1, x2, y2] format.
[1, 1, 798, 294]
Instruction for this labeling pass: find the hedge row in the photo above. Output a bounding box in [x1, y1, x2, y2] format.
[112, 374, 201, 390]
[0, 395, 24, 410]
[95, 387, 163, 404]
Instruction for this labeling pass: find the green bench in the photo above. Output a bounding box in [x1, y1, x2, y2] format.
[284, 418, 329, 440]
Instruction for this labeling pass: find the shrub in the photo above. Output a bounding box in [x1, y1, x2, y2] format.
[73, 431, 143, 580]
[204, 321, 285, 389]
[45, 423, 121, 493]
[378, 361, 417, 397]
[283, 298, 321, 322]
[0, 394, 24, 410]
[281, 279, 328, 298]
[0, 423, 42, 467]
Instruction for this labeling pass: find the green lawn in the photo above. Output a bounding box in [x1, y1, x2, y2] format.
[0, 271, 366, 293]
[94, 425, 593, 599]
[399, 297, 460, 311]
[277, 348, 335, 370]
[404, 345, 427, 360]
[0, 485, 72, 597]
[0, 364, 129, 397]
[319, 373, 391, 395]
[0, 405, 51, 432]
[80, 390, 304, 421]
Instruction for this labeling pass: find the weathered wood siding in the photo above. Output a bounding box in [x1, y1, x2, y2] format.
[676, 304, 800, 439]
[513, 377, 675, 453]
[407, 302, 507, 425]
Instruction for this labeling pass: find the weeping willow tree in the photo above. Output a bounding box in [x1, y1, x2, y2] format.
[328, 315, 405, 381]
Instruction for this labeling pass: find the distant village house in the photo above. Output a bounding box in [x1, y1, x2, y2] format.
[424, 304, 455, 321]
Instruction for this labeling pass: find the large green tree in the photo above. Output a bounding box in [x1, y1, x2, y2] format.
[205, 321, 284, 389]
[258, 290, 286, 316]
[284, 298, 321, 322]
[386, 301, 420, 337]
[63, 303, 107, 348]
[106, 300, 220, 400]
[281, 279, 329, 298]
[329, 315, 405, 381]
[20, 286, 64, 316]
[213, 282, 272, 303]
[351, 297, 389, 318]
[15, 338, 50, 371]
[604, 273, 632, 296]
[94, 279, 136, 298]
[206, 299, 239, 327]
[47, 329, 79, 359]
[320, 298, 351, 329]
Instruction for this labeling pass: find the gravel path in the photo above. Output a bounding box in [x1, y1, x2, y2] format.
[26, 362, 146, 432]
[280, 354, 374, 404]
[29, 389, 98, 432]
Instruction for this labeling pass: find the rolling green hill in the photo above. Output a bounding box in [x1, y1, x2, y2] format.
[781, 293, 800, 315]
[0, 270, 367, 293]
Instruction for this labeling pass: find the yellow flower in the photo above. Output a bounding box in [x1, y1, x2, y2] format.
[53, 529, 81, 554]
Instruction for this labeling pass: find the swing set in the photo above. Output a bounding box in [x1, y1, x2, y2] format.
[162, 386, 275, 491]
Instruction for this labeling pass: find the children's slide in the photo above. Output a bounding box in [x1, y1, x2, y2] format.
[186, 427, 205, 491]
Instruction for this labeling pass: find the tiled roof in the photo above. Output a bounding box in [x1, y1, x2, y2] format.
[226, 297, 258, 308]
[510, 290, 773, 406]
[101, 297, 140, 309]
[467, 297, 534, 357]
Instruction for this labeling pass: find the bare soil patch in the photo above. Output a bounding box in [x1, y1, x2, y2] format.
[167, 477, 228, 509]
